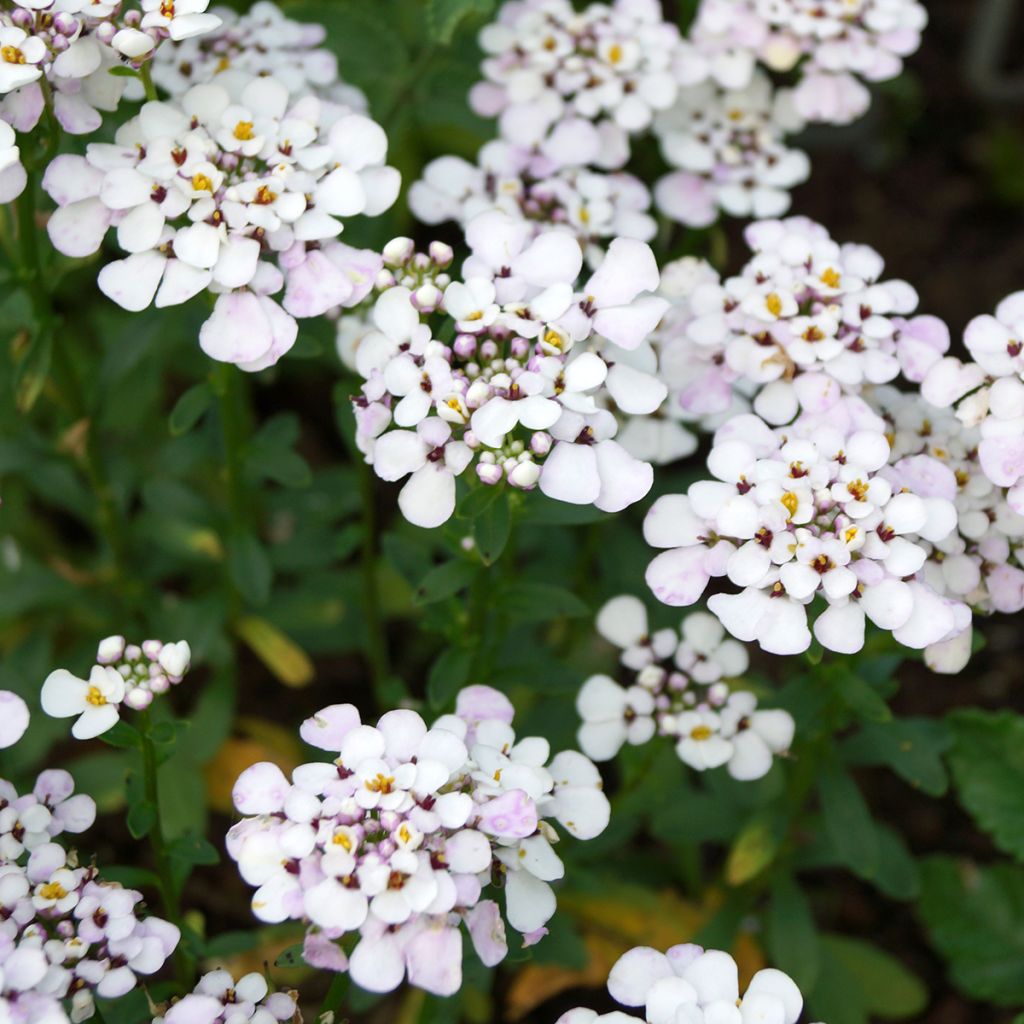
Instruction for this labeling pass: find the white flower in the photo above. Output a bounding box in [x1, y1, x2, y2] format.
[40, 665, 125, 739]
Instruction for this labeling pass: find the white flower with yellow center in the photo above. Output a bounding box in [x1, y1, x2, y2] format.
[40, 665, 125, 740]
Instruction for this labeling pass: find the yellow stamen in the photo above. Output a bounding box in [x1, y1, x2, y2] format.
[1, 46, 25, 65]
[780, 491, 799, 520]
[690, 725, 713, 741]
[233, 120, 255, 141]
[820, 267, 841, 288]
[331, 831, 352, 851]
[38, 881, 68, 901]
[365, 773, 395, 794]
[191, 172, 213, 192]
[607, 43, 623, 64]
[85, 686, 107, 707]
[253, 184, 277, 205]
[765, 292, 783, 317]
[464, 310, 484, 322]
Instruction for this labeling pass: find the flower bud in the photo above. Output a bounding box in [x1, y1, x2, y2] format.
[429, 241, 454, 268]
[382, 237, 414, 267]
[477, 462, 503, 486]
[530, 431, 553, 456]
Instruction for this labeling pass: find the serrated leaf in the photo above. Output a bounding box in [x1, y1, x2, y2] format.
[918, 856, 1024, 1004]
[416, 560, 477, 604]
[168, 382, 212, 436]
[842, 717, 950, 796]
[947, 710, 1024, 860]
[818, 763, 880, 880]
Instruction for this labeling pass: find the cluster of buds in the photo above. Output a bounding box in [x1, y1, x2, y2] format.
[351, 216, 668, 527]
[578, 596, 794, 779]
[0, 772, 178, 1024]
[41, 637, 190, 739]
[227, 686, 609, 996]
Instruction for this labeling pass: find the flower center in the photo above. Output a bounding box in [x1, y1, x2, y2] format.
[820, 267, 841, 288]
[1, 46, 25, 65]
[765, 292, 783, 317]
[780, 491, 800, 520]
[690, 725, 712, 741]
[233, 120, 255, 141]
[85, 686, 107, 707]
[160, 0, 175, 15]
[464, 310, 484, 322]
[191, 172, 213, 192]
[606, 43, 623, 64]
[846, 479, 869, 501]
[365, 773, 395, 794]
[331, 830, 352, 851]
[39, 881, 68, 901]
[253, 184, 277, 205]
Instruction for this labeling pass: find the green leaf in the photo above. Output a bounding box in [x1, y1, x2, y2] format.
[834, 666, 891, 723]
[842, 717, 951, 797]
[473, 493, 511, 565]
[168, 382, 212, 436]
[416, 560, 477, 604]
[821, 935, 928, 1018]
[100, 720, 142, 750]
[107, 65, 140, 78]
[126, 799, 156, 840]
[275, 942, 307, 968]
[947, 710, 1024, 860]
[871, 823, 920, 900]
[228, 530, 272, 606]
[427, 647, 473, 710]
[425, 0, 495, 43]
[818, 762, 879, 880]
[458, 484, 501, 519]
[918, 856, 1024, 1004]
[168, 832, 220, 868]
[725, 813, 779, 886]
[768, 874, 820, 991]
[495, 582, 589, 622]
[14, 327, 53, 414]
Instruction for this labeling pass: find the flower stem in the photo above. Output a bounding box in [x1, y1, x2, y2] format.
[139, 61, 158, 102]
[139, 711, 194, 988]
[317, 973, 350, 1021]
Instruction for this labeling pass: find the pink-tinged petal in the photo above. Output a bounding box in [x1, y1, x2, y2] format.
[47, 198, 111, 257]
[987, 563, 1024, 614]
[654, 171, 717, 228]
[165, 995, 223, 1024]
[405, 926, 463, 996]
[513, 229, 582, 287]
[212, 236, 260, 289]
[199, 291, 273, 365]
[645, 547, 711, 606]
[299, 704, 361, 751]
[923, 629, 972, 675]
[2, 82, 44, 131]
[232, 762, 290, 815]
[890, 454, 957, 500]
[477, 789, 538, 838]
[303, 932, 349, 971]
[920, 357, 985, 407]
[236, 297, 297, 372]
[42, 154, 103, 205]
[586, 238, 660, 306]
[0, 692, 28, 749]
[0, 160, 25, 203]
[892, 583, 956, 649]
[53, 92, 101, 135]
[98, 251, 166, 311]
[594, 439, 653, 513]
[593, 296, 670, 351]
[283, 248, 357, 317]
[349, 931, 406, 993]
[465, 900, 508, 967]
[979, 436, 1024, 488]
[456, 684, 514, 725]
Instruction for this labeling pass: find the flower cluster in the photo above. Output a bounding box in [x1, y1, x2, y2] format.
[578, 596, 794, 780]
[227, 685, 609, 996]
[41, 637, 190, 739]
[154, 969, 298, 1024]
[43, 71, 397, 369]
[351, 222, 668, 527]
[151, 0, 367, 109]
[0, 772, 178, 1024]
[0, 0, 222, 202]
[559, 941, 810, 1024]
[411, 0, 927, 240]
[644, 413, 967, 656]
[690, 0, 927, 125]
[666, 217, 947, 427]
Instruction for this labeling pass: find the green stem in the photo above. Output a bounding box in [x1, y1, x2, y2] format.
[15, 174, 126, 581]
[139, 61, 158, 102]
[139, 712, 194, 987]
[318, 973, 350, 1021]
[355, 454, 394, 704]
